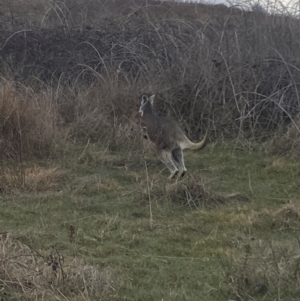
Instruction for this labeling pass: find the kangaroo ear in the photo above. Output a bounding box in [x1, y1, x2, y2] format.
[142, 95, 148, 103]
[149, 94, 155, 105]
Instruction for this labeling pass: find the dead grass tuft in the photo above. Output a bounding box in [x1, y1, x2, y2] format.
[226, 237, 300, 299]
[166, 175, 225, 208]
[24, 166, 65, 192]
[72, 175, 120, 195]
[77, 144, 119, 165]
[0, 165, 65, 193]
[0, 234, 114, 299]
[264, 157, 289, 172]
[270, 113, 300, 155]
[0, 81, 57, 159]
[224, 204, 300, 297]
[135, 173, 249, 209]
[262, 203, 300, 230]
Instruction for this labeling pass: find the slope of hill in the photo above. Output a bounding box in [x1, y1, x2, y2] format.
[1, 0, 300, 140]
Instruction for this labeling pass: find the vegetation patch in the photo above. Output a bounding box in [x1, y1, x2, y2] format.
[0, 234, 114, 300]
[271, 113, 300, 156]
[0, 164, 65, 193]
[166, 175, 226, 208]
[225, 237, 300, 300]
[1, 0, 300, 300]
[0, 81, 57, 159]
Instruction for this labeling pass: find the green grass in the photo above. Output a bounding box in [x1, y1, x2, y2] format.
[1, 143, 300, 300]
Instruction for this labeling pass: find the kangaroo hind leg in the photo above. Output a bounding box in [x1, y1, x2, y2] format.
[159, 150, 179, 179]
[172, 148, 187, 178]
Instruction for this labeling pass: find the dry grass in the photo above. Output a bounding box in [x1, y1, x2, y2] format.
[270, 112, 300, 155]
[0, 165, 65, 193]
[1, 0, 300, 141]
[133, 173, 227, 209]
[24, 166, 65, 192]
[57, 80, 146, 147]
[0, 81, 57, 159]
[165, 175, 225, 208]
[253, 201, 300, 231]
[72, 174, 121, 195]
[0, 234, 114, 300]
[226, 235, 300, 299]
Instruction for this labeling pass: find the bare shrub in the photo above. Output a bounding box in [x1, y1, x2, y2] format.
[56, 79, 146, 149]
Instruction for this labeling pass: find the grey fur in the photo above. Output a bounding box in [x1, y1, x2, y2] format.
[139, 94, 208, 179]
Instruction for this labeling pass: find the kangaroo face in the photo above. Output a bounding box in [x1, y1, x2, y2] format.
[139, 94, 155, 117]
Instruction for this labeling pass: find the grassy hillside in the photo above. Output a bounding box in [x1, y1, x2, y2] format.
[2, 144, 300, 300]
[1, 0, 300, 300]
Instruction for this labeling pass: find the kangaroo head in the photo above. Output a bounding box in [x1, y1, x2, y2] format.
[139, 94, 155, 117]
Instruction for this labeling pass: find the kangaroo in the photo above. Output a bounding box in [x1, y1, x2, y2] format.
[139, 94, 208, 179]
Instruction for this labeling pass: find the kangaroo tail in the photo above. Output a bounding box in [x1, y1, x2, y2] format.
[180, 129, 208, 151]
